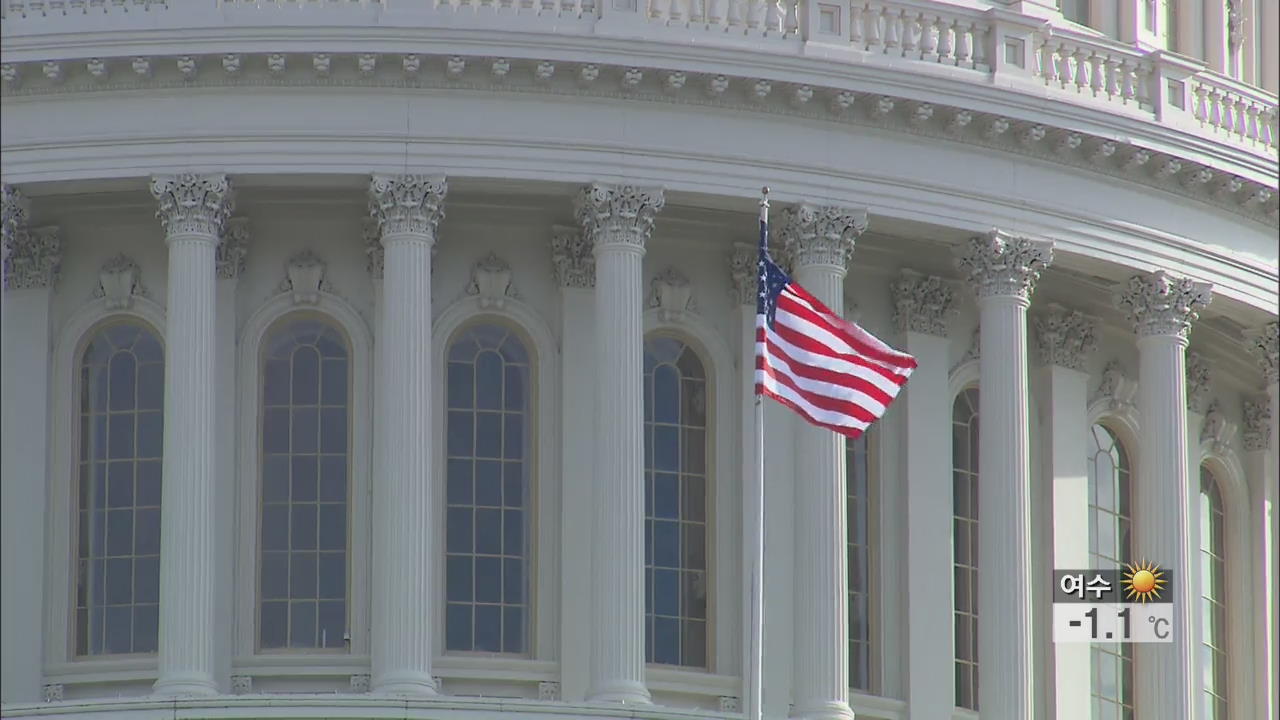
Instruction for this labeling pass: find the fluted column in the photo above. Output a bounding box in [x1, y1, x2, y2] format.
[1115, 270, 1212, 720]
[1246, 322, 1278, 720]
[578, 183, 665, 704]
[779, 202, 866, 720]
[890, 270, 960, 719]
[150, 173, 233, 696]
[367, 174, 447, 695]
[1032, 305, 1098, 720]
[954, 230, 1052, 719]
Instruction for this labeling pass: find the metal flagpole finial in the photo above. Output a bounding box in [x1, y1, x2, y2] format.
[759, 187, 770, 222]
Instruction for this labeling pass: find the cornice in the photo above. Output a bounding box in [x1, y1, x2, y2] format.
[1, 52, 1276, 226]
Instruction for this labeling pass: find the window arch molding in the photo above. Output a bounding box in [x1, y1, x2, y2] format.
[234, 290, 374, 667]
[431, 294, 560, 665]
[642, 308, 738, 678]
[1195, 445, 1251, 714]
[45, 295, 168, 678]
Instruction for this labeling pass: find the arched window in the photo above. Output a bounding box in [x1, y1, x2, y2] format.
[1088, 424, 1134, 716]
[445, 322, 532, 654]
[952, 388, 979, 710]
[643, 335, 709, 668]
[1199, 466, 1228, 719]
[847, 434, 871, 691]
[258, 317, 351, 651]
[75, 321, 164, 656]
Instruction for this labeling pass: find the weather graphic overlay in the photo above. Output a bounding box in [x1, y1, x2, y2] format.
[1052, 564, 1174, 643]
[1121, 560, 1168, 603]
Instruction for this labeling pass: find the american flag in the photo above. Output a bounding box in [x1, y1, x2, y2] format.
[754, 219, 917, 439]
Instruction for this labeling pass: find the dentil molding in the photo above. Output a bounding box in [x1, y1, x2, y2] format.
[3, 54, 1274, 225]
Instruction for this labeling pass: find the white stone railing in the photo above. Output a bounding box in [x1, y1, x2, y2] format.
[1, 0, 1276, 156]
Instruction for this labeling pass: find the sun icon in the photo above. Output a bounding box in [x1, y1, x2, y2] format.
[1122, 560, 1167, 603]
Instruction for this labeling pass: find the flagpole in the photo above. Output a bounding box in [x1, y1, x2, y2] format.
[747, 187, 769, 720]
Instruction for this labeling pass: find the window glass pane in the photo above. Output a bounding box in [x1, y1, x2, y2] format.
[1199, 467, 1228, 720]
[644, 336, 709, 668]
[444, 323, 532, 655]
[257, 318, 351, 651]
[952, 389, 979, 709]
[1088, 424, 1134, 714]
[75, 321, 164, 656]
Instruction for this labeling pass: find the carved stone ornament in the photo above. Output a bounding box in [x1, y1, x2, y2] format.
[280, 250, 329, 305]
[349, 674, 371, 693]
[43, 683, 63, 703]
[1243, 395, 1272, 451]
[1199, 400, 1236, 454]
[466, 251, 515, 308]
[953, 230, 1053, 300]
[363, 218, 384, 280]
[368, 174, 448, 240]
[4, 226, 61, 291]
[952, 326, 980, 373]
[94, 254, 144, 309]
[719, 696, 741, 712]
[777, 202, 867, 271]
[729, 241, 756, 306]
[1, 183, 29, 252]
[891, 269, 957, 337]
[649, 266, 696, 320]
[1185, 351, 1212, 413]
[150, 173, 234, 239]
[538, 681, 561, 701]
[550, 225, 594, 289]
[1114, 270, 1213, 339]
[230, 675, 253, 695]
[1095, 360, 1138, 411]
[574, 183, 665, 248]
[1245, 321, 1279, 386]
[1034, 305, 1098, 371]
[217, 217, 250, 280]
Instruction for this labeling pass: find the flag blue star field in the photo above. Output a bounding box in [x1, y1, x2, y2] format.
[755, 229, 917, 439]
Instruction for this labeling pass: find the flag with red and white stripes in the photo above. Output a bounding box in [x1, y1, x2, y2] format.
[754, 225, 917, 439]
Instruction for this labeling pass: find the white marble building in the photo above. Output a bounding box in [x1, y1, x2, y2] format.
[0, 0, 1276, 718]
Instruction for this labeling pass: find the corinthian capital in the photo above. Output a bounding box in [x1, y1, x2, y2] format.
[1034, 305, 1098, 371]
[954, 230, 1053, 300]
[891, 269, 957, 336]
[3, 225, 61, 291]
[217, 217, 250, 280]
[1243, 395, 1272, 451]
[368, 174, 448, 240]
[729, 242, 757, 306]
[2, 184, 29, 251]
[1245, 321, 1278, 386]
[1114, 270, 1212, 339]
[550, 225, 595, 288]
[1185, 351, 1212, 413]
[574, 183, 665, 249]
[778, 202, 867, 271]
[150, 173, 234, 238]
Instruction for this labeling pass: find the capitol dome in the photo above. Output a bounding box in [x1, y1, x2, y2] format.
[1, 0, 1276, 718]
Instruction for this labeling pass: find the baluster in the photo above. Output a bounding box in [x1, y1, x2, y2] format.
[850, 5, 865, 48]
[689, 0, 705, 25]
[765, 0, 783, 32]
[669, 0, 684, 25]
[747, 0, 763, 29]
[920, 15, 939, 58]
[954, 21, 972, 67]
[971, 22, 987, 67]
[1070, 49, 1088, 92]
[937, 17, 954, 63]
[884, 9, 901, 53]
[1117, 59, 1135, 101]
[1088, 53, 1105, 96]
[1104, 57, 1122, 98]
[784, 0, 798, 34]
[706, 0, 724, 25]
[726, 0, 742, 29]
[1244, 103, 1260, 143]
[901, 12, 920, 56]
[866, 6, 883, 53]
[1266, 108, 1278, 149]
[1233, 97, 1248, 139]
[1209, 90, 1224, 130]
